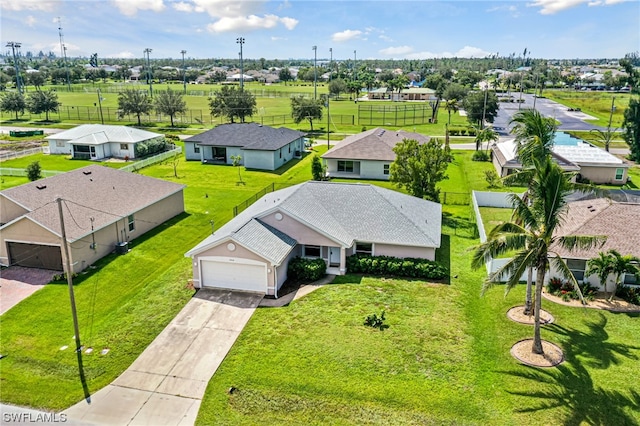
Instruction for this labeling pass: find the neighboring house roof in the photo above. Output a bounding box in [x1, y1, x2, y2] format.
[552, 142, 626, 167]
[492, 138, 582, 172]
[552, 199, 640, 259]
[0, 165, 185, 242]
[45, 124, 162, 144]
[232, 218, 297, 265]
[186, 181, 442, 259]
[322, 128, 430, 161]
[184, 123, 306, 151]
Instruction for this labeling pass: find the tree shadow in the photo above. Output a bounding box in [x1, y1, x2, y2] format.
[442, 211, 478, 239]
[436, 234, 451, 285]
[500, 313, 640, 425]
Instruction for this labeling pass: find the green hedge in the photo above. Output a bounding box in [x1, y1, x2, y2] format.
[287, 257, 326, 281]
[134, 138, 168, 157]
[346, 254, 448, 280]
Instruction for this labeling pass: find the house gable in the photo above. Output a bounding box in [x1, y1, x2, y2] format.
[259, 210, 343, 247]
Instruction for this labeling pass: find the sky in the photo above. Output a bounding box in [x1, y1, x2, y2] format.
[1, 0, 638, 61]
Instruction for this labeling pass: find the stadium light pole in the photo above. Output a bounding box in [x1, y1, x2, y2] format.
[313, 45, 317, 99]
[329, 48, 333, 81]
[6, 42, 22, 95]
[144, 48, 153, 97]
[236, 37, 245, 90]
[181, 50, 187, 94]
[353, 50, 357, 81]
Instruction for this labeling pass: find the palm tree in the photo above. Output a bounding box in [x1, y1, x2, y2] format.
[472, 158, 606, 354]
[606, 250, 640, 301]
[586, 252, 615, 299]
[510, 108, 557, 165]
[589, 127, 619, 152]
[445, 99, 459, 125]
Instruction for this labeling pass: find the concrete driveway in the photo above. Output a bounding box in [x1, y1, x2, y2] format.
[63, 289, 262, 425]
[0, 267, 57, 315]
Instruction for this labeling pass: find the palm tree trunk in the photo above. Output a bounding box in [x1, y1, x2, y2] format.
[609, 276, 620, 302]
[532, 268, 545, 355]
[523, 267, 533, 315]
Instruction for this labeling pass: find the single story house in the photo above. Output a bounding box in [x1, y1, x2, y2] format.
[322, 128, 430, 180]
[549, 198, 640, 288]
[183, 123, 306, 171]
[185, 181, 442, 297]
[0, 165, 185, 272]
[491, 136, 629, 185]
[47, 124, 164, 160]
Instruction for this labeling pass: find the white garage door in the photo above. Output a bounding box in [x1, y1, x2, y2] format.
[200, 259, 267, 293]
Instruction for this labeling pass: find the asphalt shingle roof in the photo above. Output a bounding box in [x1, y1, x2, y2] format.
[185, 123, 306, 151]
[1, 165, 185, 242]
[186, 181, 442, 260]
[322, 128, 430, 161]
[232, 219, 297, 264]
[45, 124, 162, 144]
[551, 199, 640, 259]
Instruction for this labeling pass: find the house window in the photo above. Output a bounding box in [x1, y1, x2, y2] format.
[303, 245, 321, 258]
[355, 243, 373, 255]
[338, 160, 354, 173]
[279, 149, 282, 159]
[288, 144, 291, 153]
[56, 141, 65, 147]
[120, 143, 129, 150]
[383, 164, 390, 175]
[615, 168, 624, 181]
[623, 273, 637, 285]
[128, 214, 135, 232]
[567, 259, 587, 281]
[194, 146, 200, 154]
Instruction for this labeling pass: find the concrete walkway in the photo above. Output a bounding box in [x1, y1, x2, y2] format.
[260, 275, 335, 308]
[63, 289, 262, 425]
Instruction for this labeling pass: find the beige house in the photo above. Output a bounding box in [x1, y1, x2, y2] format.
[322, 128, 430, 180]
[0, 165, 185, 272]
[186, 181, 442, 297]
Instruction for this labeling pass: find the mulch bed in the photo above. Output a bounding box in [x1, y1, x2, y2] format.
[506, 305, 555, 325]
[511, 339, 564, 368]
[542, 290, 640, 313]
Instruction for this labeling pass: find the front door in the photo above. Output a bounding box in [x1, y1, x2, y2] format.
[329, 247, 340, 267]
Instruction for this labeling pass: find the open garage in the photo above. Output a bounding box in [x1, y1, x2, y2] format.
[200, 257, 267, 293]
[7, 242, 63, 271]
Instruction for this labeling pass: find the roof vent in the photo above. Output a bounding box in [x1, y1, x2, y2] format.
[83, 171, 92, 175]
[377, 129, 385, 136]
[36, 185, 47, 190]
[589, 208, 596, 212]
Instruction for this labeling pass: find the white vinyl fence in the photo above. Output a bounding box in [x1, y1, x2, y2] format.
[0, 147, 45, 161]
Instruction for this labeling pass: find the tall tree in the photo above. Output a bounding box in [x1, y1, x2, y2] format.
[290, 95, 323, 131]
[589, 127, 618, 153]
[154, 88, 187, 127]
[606, 250, 640, 302]
[472, 158, 605, 355]
[27, 72, 46, 91]
[463, 90, 499, 127]
[472, 126, 499, 152]
[586, 252, 615, 300]
[26, 90, 60, 121]
[622, 98, 640, 162]
[444, 99, 459, 125]
[1, 91, 26, 120]
[510, 108, 557, 164]
[328, 78, 347, 99]
[389, 138, 452, 202]
[118, 89, 153, 126]
[208, 85, 257, 124]
[278, 67, 292, 85]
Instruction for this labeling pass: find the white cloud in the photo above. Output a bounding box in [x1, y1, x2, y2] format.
[173, 2, 194, 12]
[379, 35, 393, 42]
[1, 0, 57, 12]
[111, 0, 165, 16]
[379, 46, 413, 56]
[400, 46, 492, 59]
[189, 0, 266, 18]
[527, 0, 630, 14]
[456, 46, 492, 58]
[108, 51, 136, 58]
[26, 15, 37, 27]
[271, 36, 287, 41]
[331, 30, 362, 42]
[486, 4, 521, 17]
[207, 14, 298, 33]
[278, 0, 291, 11]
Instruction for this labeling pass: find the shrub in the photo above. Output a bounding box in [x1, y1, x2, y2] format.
[484, 169, 502, 188]
[346, 254, 447, 280]
[472, 151, 490, 162]
[616, 285, 640, 305]
[287, 257, 326, 282]
[364, 311, 388, 330]
[546, 277, 598, 302]
[134, 138, 167, 157]
[26, 161, 42, 181]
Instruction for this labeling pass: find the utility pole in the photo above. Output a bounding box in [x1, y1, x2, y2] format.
[57, 198, 82, 354]
[97, 89, 104, 124]
[144, 48, 153, 97]
[329, 48, 333, 81]
[481, 85, 488, 129]
[532, 73, 540, 110]
[6, 42, 22, 95]
[312, 45, 317, 99]
[325, 95, 330, 149]
[181, 50, 187, 94]
[236, 37, 245, 90]
[57, 18, 71, 91]
[353, 50, 357, 81]
[608, 96, 616, 129]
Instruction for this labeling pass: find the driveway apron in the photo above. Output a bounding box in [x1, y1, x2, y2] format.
[63, 289, 262, 425]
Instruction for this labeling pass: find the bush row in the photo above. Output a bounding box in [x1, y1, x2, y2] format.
[134, 138, 168, 157]
[287, 257, 327, 282]
[616, 285, 640, 306]
[546, 277, 598, 302]
[346, 254, 448, 280]
[448, 127, 477, 137]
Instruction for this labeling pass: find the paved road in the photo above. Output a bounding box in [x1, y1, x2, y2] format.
[63, 289, 262, 425]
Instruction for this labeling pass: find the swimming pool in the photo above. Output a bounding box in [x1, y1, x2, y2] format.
[553, 132, 581, 146]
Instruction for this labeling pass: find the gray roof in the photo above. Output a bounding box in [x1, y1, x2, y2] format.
[322, 128, 430, 161]
[185, 123, 306, 151]
[1, 165, 185, 242]
[45, 124, 162, 144]
[551, 198, 640, 259]
[186, 181, 442, 259]
[232, 219, 297, 264]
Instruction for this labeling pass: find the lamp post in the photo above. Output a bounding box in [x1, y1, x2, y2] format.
[324, 95, 330, 149]
[144, 48, 153, 97]
[312, 45, 317, 99]
[236, 37, 245, 90]
[329, 48, 333, 81]
[6, 42, 22, 95]
[181, 50, 187, 94]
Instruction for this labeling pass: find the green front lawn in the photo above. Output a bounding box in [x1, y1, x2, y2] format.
[1, 153, 128, 172]
[197, 205, 640, 425]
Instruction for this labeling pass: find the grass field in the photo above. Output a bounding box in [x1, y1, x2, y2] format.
[196, 204, 640, 425]
[543, 90, 631, 128]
